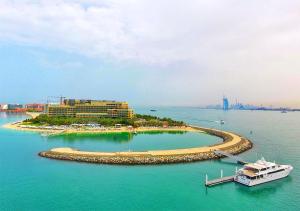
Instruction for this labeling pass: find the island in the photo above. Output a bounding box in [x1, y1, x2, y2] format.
[5, 112, 189, 134]
[3, 98, 253, 165]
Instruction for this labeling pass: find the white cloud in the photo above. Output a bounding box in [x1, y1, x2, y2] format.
[0, 0, 298, 65]
[0, 0, 300, 106]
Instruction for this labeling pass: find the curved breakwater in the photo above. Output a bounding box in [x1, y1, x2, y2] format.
[39, 126, 253, 165]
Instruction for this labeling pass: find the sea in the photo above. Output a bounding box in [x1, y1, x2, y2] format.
[0, 107, 299, 210]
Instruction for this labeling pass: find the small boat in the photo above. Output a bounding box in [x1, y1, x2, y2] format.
[234, 157, 293, 186]
[220, 120, 225, 125]
[150, 109, 157, 112]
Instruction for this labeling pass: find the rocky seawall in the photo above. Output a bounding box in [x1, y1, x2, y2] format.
[39, 126, 253, 165]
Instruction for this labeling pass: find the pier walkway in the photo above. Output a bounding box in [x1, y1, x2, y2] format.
[205, 175, 235, 187]
[214, 150, 248, 164]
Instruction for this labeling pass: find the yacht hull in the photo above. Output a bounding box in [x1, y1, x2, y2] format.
[234, 166, 293, 187]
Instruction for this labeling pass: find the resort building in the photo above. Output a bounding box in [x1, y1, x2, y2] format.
[46, 99, 134, 119]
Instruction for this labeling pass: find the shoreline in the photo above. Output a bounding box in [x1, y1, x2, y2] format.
[3, 121, 199, 135]
[39, 126, 252, 165]
[2, 118, 253, 165]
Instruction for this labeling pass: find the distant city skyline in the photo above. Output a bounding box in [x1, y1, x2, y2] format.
[1, 97, 299, 110]
[203, 96, 300, 111]
[0, 1, 299, 108]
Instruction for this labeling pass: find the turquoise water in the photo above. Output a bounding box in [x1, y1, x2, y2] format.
[48, 131, 220, 152]
[0, 108, 300, 210]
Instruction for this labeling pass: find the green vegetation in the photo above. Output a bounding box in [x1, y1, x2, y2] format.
[23, 114, 186, 127]
[133, 114, 185, 127]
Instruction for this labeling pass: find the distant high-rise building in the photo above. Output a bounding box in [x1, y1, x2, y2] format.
[25, 104, 45, 112]
[7, 104, 23, 110]
[0, 104, 8, 110]
[223, 97, 229, 110]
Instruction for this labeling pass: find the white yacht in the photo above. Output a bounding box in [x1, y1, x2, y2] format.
[234, 157, 293, 186]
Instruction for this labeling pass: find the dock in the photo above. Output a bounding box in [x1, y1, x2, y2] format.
[204, 150, 249, 187]
[205, 175, 234, 187]
[205, 169, 237, 187]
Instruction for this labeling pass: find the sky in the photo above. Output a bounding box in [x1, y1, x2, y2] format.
[0, 0, 299, 107]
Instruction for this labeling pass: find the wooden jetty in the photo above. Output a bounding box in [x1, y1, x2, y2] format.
[205, 175, 235, 187]
[205, 169, 236, 187]
[205, 150, 249, 187]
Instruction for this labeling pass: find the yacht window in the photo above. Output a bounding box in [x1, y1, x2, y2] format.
[267, 169, 285, 174]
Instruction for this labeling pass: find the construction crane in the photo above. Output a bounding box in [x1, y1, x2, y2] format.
[47, 96, 66, 105]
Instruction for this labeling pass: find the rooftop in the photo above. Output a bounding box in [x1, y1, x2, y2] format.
[244, 158, 276, 170]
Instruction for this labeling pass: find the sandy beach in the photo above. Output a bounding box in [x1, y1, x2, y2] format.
[39, 125, 252, 165]
[2, 113, 252, 165]
[49, 128, 244, 156]
[2, 120, 200, 135]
